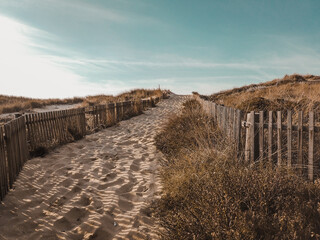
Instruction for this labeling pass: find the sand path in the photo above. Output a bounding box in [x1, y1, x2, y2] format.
[0, 94, 187, 240]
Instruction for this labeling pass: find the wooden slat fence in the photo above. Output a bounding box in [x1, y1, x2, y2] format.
[0, 118, 29, 200]
[0, 94, 163, 200]
[85, 97, 159, 130]
[26, 108, 86, 153]
[196, 95, 320, 181]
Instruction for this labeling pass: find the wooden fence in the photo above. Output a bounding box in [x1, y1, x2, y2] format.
[0, 117, 29, 200]
[0, 95, 163, 200]
[197, 96, 320, 182]
[26, 108, 86, 153]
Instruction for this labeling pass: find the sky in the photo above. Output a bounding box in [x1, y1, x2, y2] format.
[0, 0, 320, 98]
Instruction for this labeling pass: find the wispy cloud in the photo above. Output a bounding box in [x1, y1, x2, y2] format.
[52, 0, 127, 23]
[54, 57, 290, 71]
[0, 0, 162, 26]
[0, 15, 128, 98]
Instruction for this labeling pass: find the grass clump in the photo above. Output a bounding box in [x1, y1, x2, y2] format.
[154, 99, 320, 240]
[207, 74, 320, 114]
[155, 99, 224, 160]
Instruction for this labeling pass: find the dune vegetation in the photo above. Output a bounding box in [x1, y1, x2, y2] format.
[0, 89, 164, 115]
[154, 99, 320, 239]
[205, 74, 320, 114]
[82, 89, 164, 107]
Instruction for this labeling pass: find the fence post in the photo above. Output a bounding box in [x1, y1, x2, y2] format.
[4, 124, 15, 188]
[277, 111, 282, 166]
[245, 113, 250, 162]
[259, 111, 264, 163]
[298, 111, 303, 173]
[245, 111, 259, 162]
[287, 110, 292, 167]
[232, 108, 237, 140]
[0, 126, 8, 200]
[308, 111, 314, 181]
[229, 108, 234, 138]
[268, 111, 273, 165]
[252, 112, 259, 162]
[217, 105, 221, 127]
[222, 107, 227, 134]
[235, 109, 241, 153]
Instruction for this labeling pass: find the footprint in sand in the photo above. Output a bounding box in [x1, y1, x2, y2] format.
[61, 178, 73, 188]
[54, 216, 74, 231]
[89, 226, 117, 240]
[118, 197, 134, 212]
[97, 178, 125, 190]
[54, 207, 89, 231]
[129, 159, 141, 172]
[76, 194, 92, 206]
[115, 182, 134, 194]
[102, 172, 117, 182]
[104, 162, 116, 169]
[136, 185, 148, 193]
[48, 185, 82, 211]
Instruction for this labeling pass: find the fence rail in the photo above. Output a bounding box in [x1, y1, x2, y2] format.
[196, 95, 320, 182]
[0, 95, 163, 200]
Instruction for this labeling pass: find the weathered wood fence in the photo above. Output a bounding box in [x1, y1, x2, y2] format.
[196, 96, 320, 182]
[0, 95, 162, 201]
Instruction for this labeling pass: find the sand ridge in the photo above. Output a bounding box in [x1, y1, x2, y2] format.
[0, 94, 188, 240]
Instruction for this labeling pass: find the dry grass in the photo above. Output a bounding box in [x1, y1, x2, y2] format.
[0, 89, 165, 115]
[208, 74, 320, 114]
[0, 95, 83, 114]
[82, 89, 164, 107]
[154, 99, 320, 239]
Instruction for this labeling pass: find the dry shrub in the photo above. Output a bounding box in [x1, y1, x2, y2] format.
[155, 99, 224, 160]
[2, 104, 25, 113]
[82, 89, 164, 107]
[208, 74, 320, 115]
[0, 95, 83, 114]
[30, 101, 43, 108]
[154, 99, 320, 240]
[236, 97, 297, 113]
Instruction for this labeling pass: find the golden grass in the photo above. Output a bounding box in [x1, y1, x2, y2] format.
[154, 99, 320, 239]
[209, 74, 320, 114]
[82, 89, 164, 107]
[0, 89, 165, 115]
[0, 95, 83, 114]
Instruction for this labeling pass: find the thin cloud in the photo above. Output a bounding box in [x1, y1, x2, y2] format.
[0, 0, 162, 26]
[0, 15, 122, 98]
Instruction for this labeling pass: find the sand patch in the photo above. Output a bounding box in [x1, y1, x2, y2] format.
[0, 95, 187, 240]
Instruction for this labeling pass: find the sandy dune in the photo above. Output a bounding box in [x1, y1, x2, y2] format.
[0, 94, 187, 240]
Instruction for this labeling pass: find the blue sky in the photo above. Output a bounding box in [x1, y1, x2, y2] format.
[0, 0, 320, 98]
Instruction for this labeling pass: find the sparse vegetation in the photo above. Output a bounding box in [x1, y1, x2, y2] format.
[154, 99, 320, 240]
[81, 89, 164, 107]
[208, 74, 320, 114]
[0, 89, 165, 115]
[0, 96, 83, 114]
[0, 89, 166, 125]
